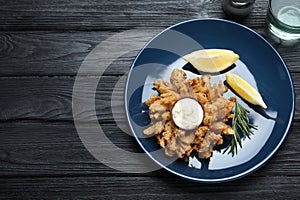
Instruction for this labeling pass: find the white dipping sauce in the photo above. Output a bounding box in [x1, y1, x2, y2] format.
[171, 98, 204, 130]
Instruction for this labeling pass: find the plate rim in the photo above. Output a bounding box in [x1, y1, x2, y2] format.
[124, 18, 295, 183]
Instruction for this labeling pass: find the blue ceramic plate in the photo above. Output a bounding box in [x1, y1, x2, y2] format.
[125, 18, 294, 183]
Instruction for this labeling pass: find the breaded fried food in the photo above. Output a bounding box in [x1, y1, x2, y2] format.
[144, 69, 235, 161]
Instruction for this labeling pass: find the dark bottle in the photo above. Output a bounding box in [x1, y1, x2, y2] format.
[222, 0, 256, 18]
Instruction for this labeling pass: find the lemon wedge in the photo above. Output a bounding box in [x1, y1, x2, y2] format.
[183, 49, 240, 73]
[226, 73, 267, 109]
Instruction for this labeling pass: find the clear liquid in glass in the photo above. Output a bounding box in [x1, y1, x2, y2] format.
[267, 0, 300, 40]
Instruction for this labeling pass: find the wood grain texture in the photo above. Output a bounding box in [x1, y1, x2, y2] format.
[0, 0, 221, 31]
[0, 75, 299, 121]
[0, 30, 162, 76]
[0, 121, 299, 177]
[0, 76, 125, 121]
[0, 121, 139, 177]
[1, 30, 300, 77]
[0, 0, 299, 198]
[0, 176, 299, 199]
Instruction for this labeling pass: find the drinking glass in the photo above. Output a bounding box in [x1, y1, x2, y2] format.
[267, 0, 300, 40]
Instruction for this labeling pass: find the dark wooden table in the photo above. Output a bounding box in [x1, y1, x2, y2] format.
[0, 0, 299, 199]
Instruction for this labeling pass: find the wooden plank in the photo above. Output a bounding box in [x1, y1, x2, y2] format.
[0, 121, 299, 177]
[0, 75, 299, 121]
[0, 30, 160, 76]
[0, 76, 123, 122]
[0, 173, 299, 199]
[0, 0, 227, 31]
[0, 0, 273, 31]
[0, 121, 140, 176]
[0, 31, 110, 76]
[0, 31, 300, 76]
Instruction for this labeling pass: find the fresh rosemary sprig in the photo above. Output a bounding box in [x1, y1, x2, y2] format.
[223, 101, 257, 156]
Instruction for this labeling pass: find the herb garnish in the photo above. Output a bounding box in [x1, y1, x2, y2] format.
[223, 101, 257, 156]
